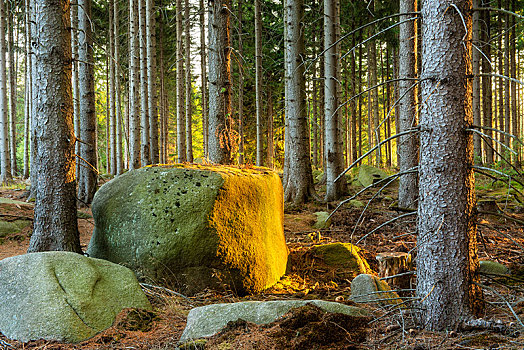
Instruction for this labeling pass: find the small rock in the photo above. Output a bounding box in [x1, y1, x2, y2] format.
[357, 165, 389, 187]
[350, 274, 401, 305]
[311, 243, 372, 280]
[312, 212, 331, 229]
[478, 260, 510, 276]
[179, 300, 368, 342]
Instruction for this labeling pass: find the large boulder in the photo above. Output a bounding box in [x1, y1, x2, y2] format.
[179, 300, 368, 342]
[87, 165, 288, 295]
[0, 252, 151, 343]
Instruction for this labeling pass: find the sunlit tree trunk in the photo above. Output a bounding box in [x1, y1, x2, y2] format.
[185, 0, 193, 163]
[176, 0, 186, 162]
[238, 0, 245, 165]
[208, 0, 233, 164]
[417, 0, 482, 330]
[28, 0, 80, 253]
[398, 0, 419, 209]
[108, 0, 116, 175]
[267, 89, 274, 168]
[283, 0, 315, 204]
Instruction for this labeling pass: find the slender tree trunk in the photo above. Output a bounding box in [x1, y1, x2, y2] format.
[283, 0, 315, 204]
[472, 0, 482, 161]
[417, 0, 482, 330]
[398, 0, 419, 209]
[350, 37, 357, 164]
[27, 0, 80, 253]
[129, 0, 140, 169]
[77, 0, 97, 204]
[176, 0, 186, 162]
[504, 7, 510, 148]
[358, 41, 363, 161]
[199, 0, 208, 159]
[109, 0, 116, 175]
[237, 0, 244, 165]
[7, 10, 16, 177]
[255, 0, 263, 166]
[23, 0, 31, 179]
[208, 0, 233, 164]
[267, 88, 274, 168]
[138, 0, 150, 166]
[184, 0, 193, 162]
[158, 20, 166, 164]
[71, 0, 80, 177]
[147, 0, 159, 164]
[0, 0, 10, 184]
[510, 0, 517, 164]
[324, 0, 345, 200]
[481, 2, 493, 165]
[114, 0, 123, 174]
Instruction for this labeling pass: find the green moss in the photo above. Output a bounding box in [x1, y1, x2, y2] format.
[311, 243, 371, 278]
[357, 165, 389, 187]
[0, 220, 31, 237]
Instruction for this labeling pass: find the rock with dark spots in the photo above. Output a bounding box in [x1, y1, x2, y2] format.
[0, 252, 151, 343]
[87, 165, 288, 295]
[350, 274, 401, 305]
[179, 300, 369, 342]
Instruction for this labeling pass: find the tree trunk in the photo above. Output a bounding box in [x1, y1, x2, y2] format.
[71, 0, 80, 177]
[128, 0, 140, 170]
[324, 0, 345, 201]
[176, 0, 186, 162]
[158, 19, 166, 164]
[7, 10, 16, 177]
[0, 0, 10, 184]
[27, 0, 80, 253]
[199, 0, 208, 159]
[283, 0, 315, 204]
[237, 0, 244, 165]
[23, 0, 31, 179]
[503, 7, 510, 148]
[139, 0, 150, 166]
[114, 0, 123, 174]
[509, 0, 517, 164]
[109, 0, 116, 175]
[472, 0, 482, 162]
[267, 88, 274, 168]
[184, 0, 193, 163]
[398, 0, 419, 209]
[208, 0, 233, 164]
[77, 0, 97, 205]
[255, 0, 263, 166]
[417, 0, 482, 330]
[481, 2, 493, 165]
[147, 0, 159, 164]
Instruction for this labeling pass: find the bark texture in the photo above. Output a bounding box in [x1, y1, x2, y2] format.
[185, 0, 193, 163]
[128, 0, 140, 170]
[398, 0, 419, 209]
[77, 0, 97, 204]
[417, 0, 482, 330]
[255, 0, 263, 166]
[199, 0, 208, 158]
[176, 0, 186, 162]
[139, 0, 150, 166]
[28, 0, 80, 253]
[283, 0, 315, 204]
[208, 0, 233, 164]
[0, 0, 10, 183]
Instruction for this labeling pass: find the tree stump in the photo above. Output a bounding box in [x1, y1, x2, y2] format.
[376, 252, 413, 291]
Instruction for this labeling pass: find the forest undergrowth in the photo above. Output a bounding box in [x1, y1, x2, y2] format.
[0, 171, 523, 349]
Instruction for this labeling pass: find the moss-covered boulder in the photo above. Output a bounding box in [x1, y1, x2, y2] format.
[179, 300, 368, 342]
[357, 165, 389, 187]
[0, 252, 151, 343]
[87, 165, 287, 295]
[350, 274, 401, 305]
[311, 243, 372, 280]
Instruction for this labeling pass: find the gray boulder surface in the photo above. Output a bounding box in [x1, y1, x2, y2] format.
[87, 165, 288, 295]
[179, 300, 368, 342]
[350, 273, 401, 305]
[0, 251, 151, 343]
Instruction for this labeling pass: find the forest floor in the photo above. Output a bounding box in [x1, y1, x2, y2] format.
[0, 172, 523, 349]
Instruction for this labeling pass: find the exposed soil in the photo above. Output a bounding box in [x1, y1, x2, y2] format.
[0, 174, 523, 350]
